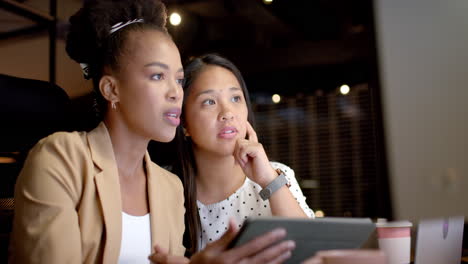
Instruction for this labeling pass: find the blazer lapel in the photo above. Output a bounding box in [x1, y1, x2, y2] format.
[146, 153, 171, 252]
[88, 122, 122, 264]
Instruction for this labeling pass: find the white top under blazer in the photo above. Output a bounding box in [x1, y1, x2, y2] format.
[118, 212, 152, 264]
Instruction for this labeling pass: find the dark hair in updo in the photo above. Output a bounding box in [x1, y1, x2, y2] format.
[66, 0, 169, 118]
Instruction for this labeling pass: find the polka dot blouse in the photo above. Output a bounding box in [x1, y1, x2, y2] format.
[196, 162, 314, 250]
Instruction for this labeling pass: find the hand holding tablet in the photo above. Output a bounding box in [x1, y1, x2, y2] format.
[229, 217, 376, 264]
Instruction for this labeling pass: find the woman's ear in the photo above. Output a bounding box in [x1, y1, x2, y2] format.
[99, 75, 120, 104]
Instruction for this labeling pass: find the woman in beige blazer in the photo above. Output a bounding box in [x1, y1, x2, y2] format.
[10, 0, 185, 263]
[11, 122, 186, 263]
[11, 0, 294, 263]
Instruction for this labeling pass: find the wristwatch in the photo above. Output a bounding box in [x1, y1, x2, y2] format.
[259, 169, 289, 201]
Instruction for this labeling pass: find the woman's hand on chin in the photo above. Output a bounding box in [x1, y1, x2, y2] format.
[234, 121, 278, 188]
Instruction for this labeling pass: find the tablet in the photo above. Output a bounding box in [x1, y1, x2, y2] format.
[229, 217, 375, 264]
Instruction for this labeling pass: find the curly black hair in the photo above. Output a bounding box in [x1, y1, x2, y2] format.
[66, 0, 169, 118]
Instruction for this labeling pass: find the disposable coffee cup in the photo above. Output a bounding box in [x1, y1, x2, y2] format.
[376, 220, 412, 264]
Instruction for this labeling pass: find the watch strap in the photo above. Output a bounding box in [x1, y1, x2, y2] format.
[259, 170, 288, 201]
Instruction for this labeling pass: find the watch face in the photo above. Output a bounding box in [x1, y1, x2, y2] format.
[260, 188, 272, 201]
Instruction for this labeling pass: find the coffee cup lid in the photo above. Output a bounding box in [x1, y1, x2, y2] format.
[376, 220, 412, 228]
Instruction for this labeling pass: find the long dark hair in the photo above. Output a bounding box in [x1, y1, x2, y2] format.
[173, 54, 255, 255]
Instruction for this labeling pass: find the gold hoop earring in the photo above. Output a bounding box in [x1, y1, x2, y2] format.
[182, 127, 190, 141]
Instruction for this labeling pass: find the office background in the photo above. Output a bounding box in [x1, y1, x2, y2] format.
[1, 0, 467, 223]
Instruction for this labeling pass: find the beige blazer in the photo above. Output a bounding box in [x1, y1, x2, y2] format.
[10, 122, 185, 263]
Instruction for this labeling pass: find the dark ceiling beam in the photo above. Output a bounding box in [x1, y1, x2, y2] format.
[220, 36, 371, 74]
[0, 0, 54, 23]
[163, 0, 213, 3]
[166, 0, 231, 18]
[232, 0, 297, 36]
[166, 0, 372, 75]
[167, 0, 296, 35]
[0, 0, 57, 84]
[0, 24, 48, 40]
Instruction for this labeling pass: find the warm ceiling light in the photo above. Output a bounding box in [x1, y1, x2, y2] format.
[169, 12, 182, 26]
[340, 84, 350, 95]
[272, 94, 281, 103]
[263, 0, 273, 4]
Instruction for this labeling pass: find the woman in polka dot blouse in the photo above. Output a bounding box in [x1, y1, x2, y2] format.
[173, 54, 315, 255]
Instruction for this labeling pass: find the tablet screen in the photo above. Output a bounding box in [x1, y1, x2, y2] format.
[229, 217, 375, 264]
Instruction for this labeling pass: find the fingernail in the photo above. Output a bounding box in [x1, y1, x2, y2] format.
[281, 250, 292, 260]
[287, 240, 296, 249]
[272, 228, 286, 237]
